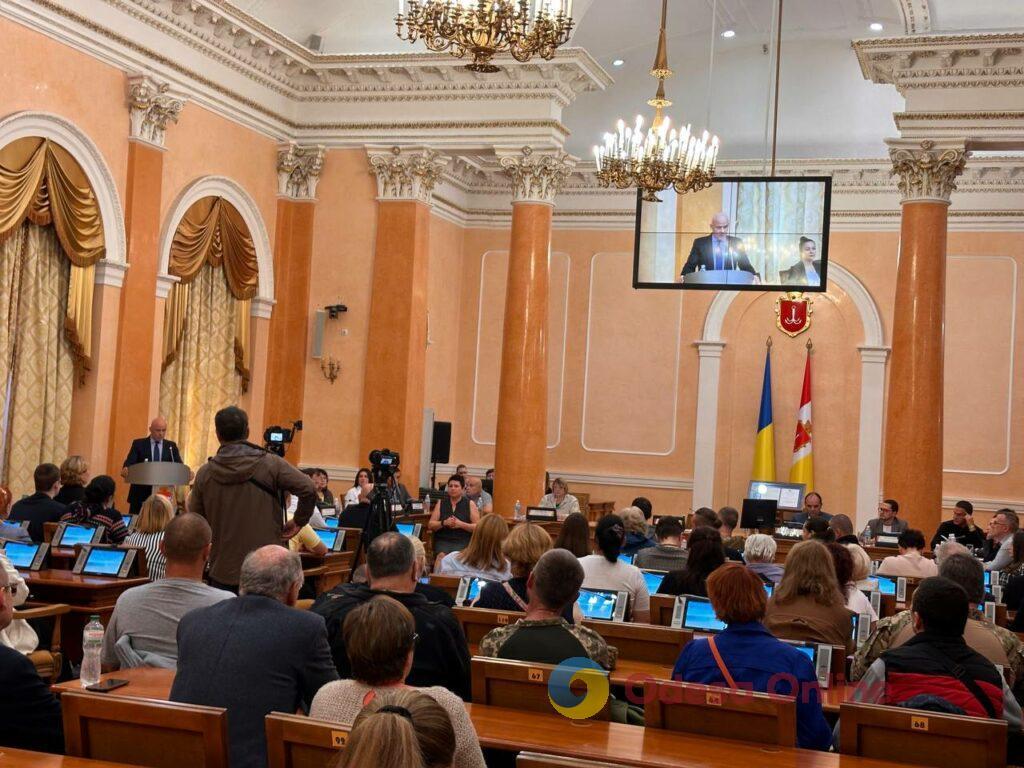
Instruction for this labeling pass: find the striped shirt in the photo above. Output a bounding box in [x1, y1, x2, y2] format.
[125, 531, 166, 580]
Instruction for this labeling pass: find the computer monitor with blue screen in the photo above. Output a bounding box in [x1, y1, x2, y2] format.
[2, 541, 44, 570]
[792, 643, 815, 662]
[456, 576, 493, 605]
[396, 523, 415, 538]
[315, 529, 340, 550]
[0, 520, 26, 532]
[577, 588, 626, 621]
[321, 516, 340, 529]
[681, 596, 726, 633]
[467, 578, 489, 602]
[641, 570, 666, 594]
[869, 575, 897, 596]
[82, 548, 127, 576]
[763, 582, 774, 597]
[55, 523, 98, 547]
[618, 554, 634, 565]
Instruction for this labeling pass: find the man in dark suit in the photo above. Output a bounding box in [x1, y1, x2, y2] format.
[171, 545, 337, 768]
[779, 236, 822, 286]
[8, 463, 66, 541]
[864, 498, 910, 540]
[120, 416, 183, 514]
[680, 212, 757, 278]
[0, 566, 64, 753]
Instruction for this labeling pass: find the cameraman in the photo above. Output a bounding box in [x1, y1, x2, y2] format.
[190, 406, 317, 592]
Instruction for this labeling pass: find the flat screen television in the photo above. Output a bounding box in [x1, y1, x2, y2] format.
[633, 176, 832, 292]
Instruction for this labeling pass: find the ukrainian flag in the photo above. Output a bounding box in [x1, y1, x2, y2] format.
[751, 346, 776, 482]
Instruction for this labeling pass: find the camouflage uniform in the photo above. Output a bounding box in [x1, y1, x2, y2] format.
[478, 617, 618, 670]
[852, 608, 1024, 692]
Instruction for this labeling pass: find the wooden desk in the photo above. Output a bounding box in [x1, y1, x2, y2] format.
[299, 550, 353, 594]
[0, 747, 152, 767]
[25, 569, 149, 663]
[52, 666, 174, 700]
[588, 501, 615, 522]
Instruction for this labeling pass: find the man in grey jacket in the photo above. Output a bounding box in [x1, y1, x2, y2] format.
[190, 406, 317, 590]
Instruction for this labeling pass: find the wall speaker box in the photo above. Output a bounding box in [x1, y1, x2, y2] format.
[311, 309, 327, 358]
[430, 421, 452, 464]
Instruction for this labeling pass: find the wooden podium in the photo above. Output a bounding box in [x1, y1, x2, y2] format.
[681, 269, 758, 286]
[126, 461, 191, 497]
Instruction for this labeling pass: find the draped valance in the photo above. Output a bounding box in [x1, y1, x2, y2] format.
[0, 138, 103, 374]
[162, 196, 257, 390]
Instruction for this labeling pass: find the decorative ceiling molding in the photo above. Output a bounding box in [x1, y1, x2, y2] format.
[896, 0, 931, 35]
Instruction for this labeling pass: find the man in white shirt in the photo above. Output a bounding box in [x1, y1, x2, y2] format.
[102, 513, 232, 669]
[983, 509, 1020, 572]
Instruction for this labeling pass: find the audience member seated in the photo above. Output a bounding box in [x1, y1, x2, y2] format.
[658, 526, 726, 598]
[343, 467, 372, 508]
[311, 467, 335, 508]
[829, 514, 859, 545]
[171, 545, 338, 768]
[0, 550, 36, 653]
[620, 506, 656, 557]
[437, 513, 511, 581]
[744, 533, 783, 584]
[428, 475, 480, 568]
[337, 482, 373, 531]
[791, 491, 830, 525]
[846, 542, 875, 592]
[103, 513, 232, 669]
[631, 496, 654, 537]
[8, 463, 65, 542]
[378, 468, 412, 509]
[0, 496, 30, 544]
[124, 494, 174, 580]
[863, 498, 908, 541]
[930, 500, 985, 551]
[474, 522, 576, 622]
[464, 476, 493, 515]
[827, 542, 877, 623]
[310, 597, 485, 768]
[718, 506, 745, 551]
[553, 512, 591, 558]
[54, 455, 89, 506]
[538, 477, 580, 520]
[311, 533, 471, 700]
[479, 549, 613, 668]
[579, 514, 650, 623]
[802, 516, 836, 543]
[671, 563, 832, 750]
[409, 536, 455, 607]
[877, 529, 938, 578]
[0, 563, 63, 753]
[853, 551, 1024, 693]
[333, 689, 456, 768]
[691, 507, 718, 529]
[847, 576, 1021, 731]
[634, 516, 688, 571]
[764, 540, 853, 648]
[998, 530, 1024, 587]
[287, 520, 329, 557]
[60, 474, 128, 544]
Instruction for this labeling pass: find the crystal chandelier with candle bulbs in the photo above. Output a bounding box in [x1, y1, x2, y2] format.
[395, 0, 574, 74]
[593, 0, 720, 202]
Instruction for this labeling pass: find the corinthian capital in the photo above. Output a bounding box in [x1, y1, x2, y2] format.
[887, 139, 968, 204]
[277, 143, 326, 200]
[498, 147, 576, 205]
[126, 75, 185, 148]
[367, 146, 449, 204]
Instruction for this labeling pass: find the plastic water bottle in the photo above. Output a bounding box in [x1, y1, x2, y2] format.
[80, 615, 103, 687]
[514, 500, 522, 520]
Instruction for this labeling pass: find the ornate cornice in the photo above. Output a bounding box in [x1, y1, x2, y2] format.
[367, 146, 449, 204]
[888, 139, 968, 203]
[126, 74, 185, 147]
[896, 0, 931, 35]
[498, 147, 575, 205]
[276, 142, 325, 200]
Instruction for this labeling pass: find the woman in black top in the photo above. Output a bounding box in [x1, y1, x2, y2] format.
[54, 455, 88, 506]
[427, 474, 479, 568]
[60, 475, 128, 544]
[553, 512, 591, 558]
[474, 522, 576, 622]
[658, 526, 726, 597]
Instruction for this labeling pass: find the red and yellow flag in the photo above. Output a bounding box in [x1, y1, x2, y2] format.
[788, 348, 814, 492]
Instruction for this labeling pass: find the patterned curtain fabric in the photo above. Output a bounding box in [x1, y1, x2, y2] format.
[1, 224, 74, 496]
[735, 181, 825, 284]
[159, 263, 241, 471]
[163, 196, 256, 386]
[0, 137, 103, 374]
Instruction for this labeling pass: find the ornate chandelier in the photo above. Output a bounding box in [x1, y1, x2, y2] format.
[395, 0, 575, 73]
[593, 0, 720, 202]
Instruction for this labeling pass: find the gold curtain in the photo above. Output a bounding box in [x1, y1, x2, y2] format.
[162, 196, 255, 387]
[0, 138, 103, 375]
[159, 263, 241, 471]
[3, 224, 74, 496]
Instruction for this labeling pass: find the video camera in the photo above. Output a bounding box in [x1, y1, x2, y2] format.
[263, 420, 303, 457]
[369, 448, 400, 485]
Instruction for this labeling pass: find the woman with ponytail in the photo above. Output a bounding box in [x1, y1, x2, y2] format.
[334, 689, 455, 768]
[577, 514, 650, 623]
[60, 475, 128, 544]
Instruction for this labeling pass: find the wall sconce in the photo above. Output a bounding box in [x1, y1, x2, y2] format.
[320, 355, 341, 384]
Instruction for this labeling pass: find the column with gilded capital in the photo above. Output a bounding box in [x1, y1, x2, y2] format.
[883, 139, 967, 534]
[360, 147, 448, 480]
[107, 75, 184, 480]
[263, 143, 325, 459]
[493, 148, 574, 516]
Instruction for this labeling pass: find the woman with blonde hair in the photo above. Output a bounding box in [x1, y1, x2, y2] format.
[55, 455, 89, 506]
[125, 494, 174, 580]
[764, 539, 853, 648]
[620, 506, 656, 557]
[538, 477, 581, 521]
[332, 688, 456, 768]
[437, 514, 511, 581]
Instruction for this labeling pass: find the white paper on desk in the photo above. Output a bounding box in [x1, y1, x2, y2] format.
[778, 488, 801, 509]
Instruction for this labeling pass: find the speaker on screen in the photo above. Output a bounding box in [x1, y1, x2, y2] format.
[430, 421, 452, 464]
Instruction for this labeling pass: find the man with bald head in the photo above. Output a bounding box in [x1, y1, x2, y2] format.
[680, 211, 757, 278]
[121, 416, 183, 514]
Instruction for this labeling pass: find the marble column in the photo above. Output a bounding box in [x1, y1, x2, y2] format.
[359, 147, 448, 482]
[883, 139, 967, 534]
[492, 148, 574, 517]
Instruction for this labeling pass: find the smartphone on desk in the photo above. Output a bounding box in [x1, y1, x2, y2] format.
[85, 678, 129, 693]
